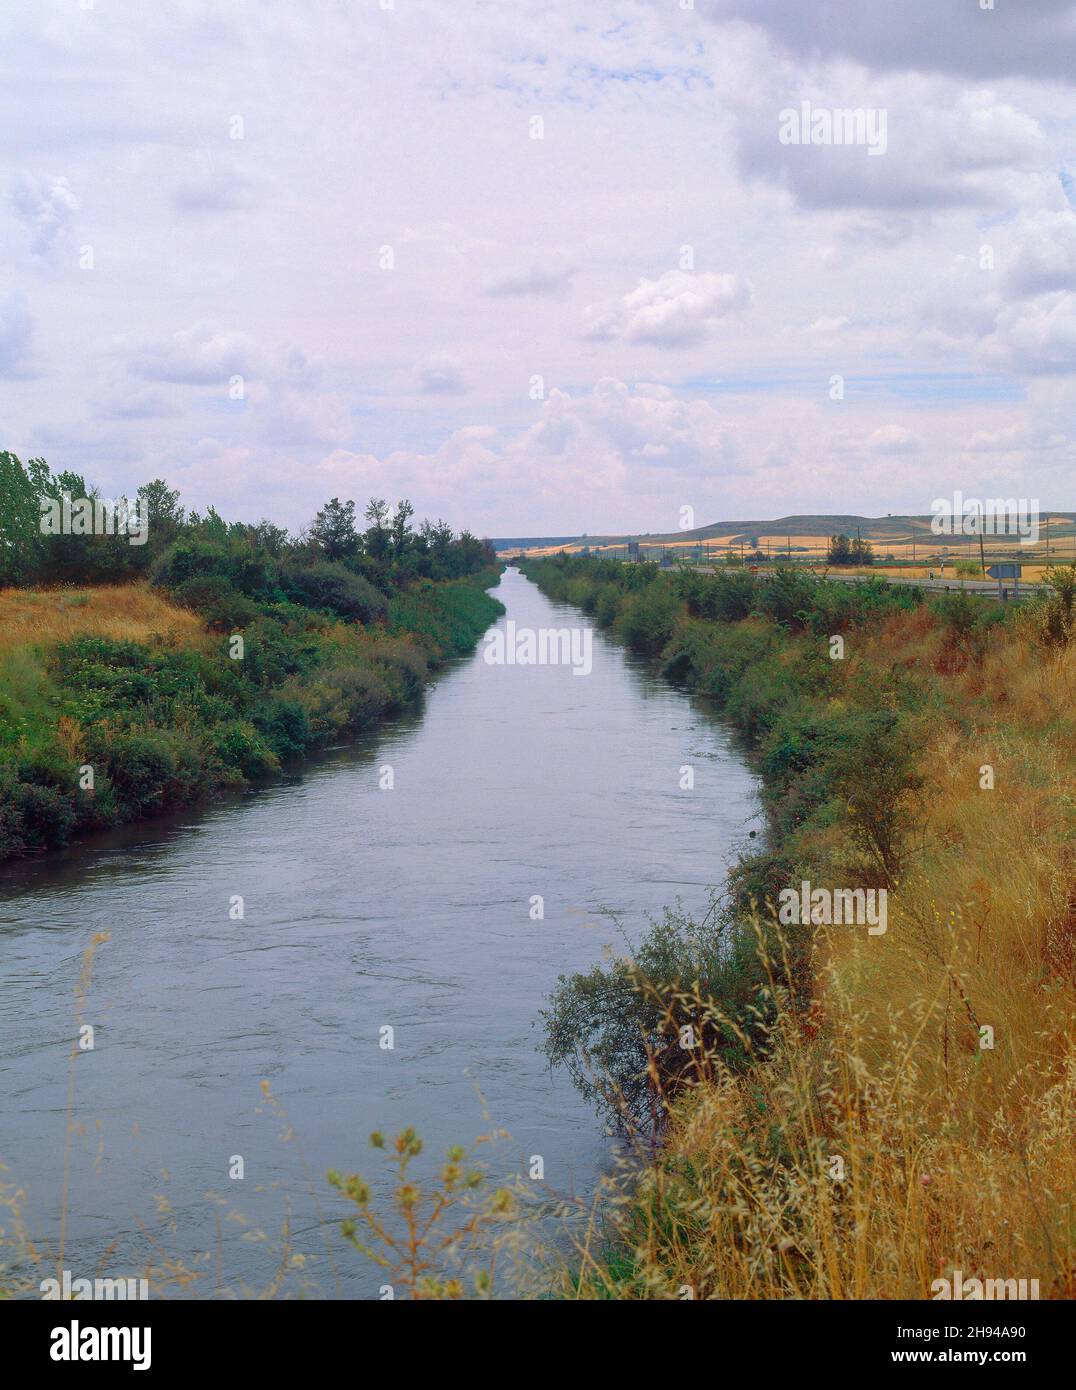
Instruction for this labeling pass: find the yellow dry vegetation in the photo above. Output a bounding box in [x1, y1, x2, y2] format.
[572, 614, 1076, 1299]
[0, 583, 206, 656]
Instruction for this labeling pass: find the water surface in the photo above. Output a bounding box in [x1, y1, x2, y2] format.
[0, 569, 758, 1296]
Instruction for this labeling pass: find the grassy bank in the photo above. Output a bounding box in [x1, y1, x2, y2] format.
[0, 573, 502, 864]
[522, 554, 1076, 1299]
[0, 455, 505, 864]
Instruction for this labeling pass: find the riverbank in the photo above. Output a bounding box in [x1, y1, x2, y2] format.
[0, 565, 758, 1300]
[0, 570, 504, 864]
[523, 554, 1076, 1299]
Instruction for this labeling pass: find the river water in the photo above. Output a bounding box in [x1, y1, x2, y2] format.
[0, 568, 757, 1297]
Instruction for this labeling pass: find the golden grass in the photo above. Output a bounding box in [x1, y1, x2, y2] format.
[0, 583, 206, 656]
[567, 618, 1076, 1299]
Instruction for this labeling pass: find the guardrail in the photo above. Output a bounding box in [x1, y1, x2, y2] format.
[599, 555, 1046, 602]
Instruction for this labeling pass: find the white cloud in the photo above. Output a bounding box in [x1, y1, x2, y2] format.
[249, 380, 352, 448]
[732, 83, 1046, 213]
[801, 316, 850, 334]
[960, 424, 1067, 454]
[703, 1, 1076, 84]
[830, 424, 923, 456]
[582, 270, 751, 347]
[985, 293, 1076, 376]
[518, 378, 740, 471]
[9, 173, 79, 257]
[481, 261, 575, 296]
[1004, 210, 1076, 297]
[417, 352, 467, 394]
[866, 425, 922, 455]
[0, 1, 1073, 532]
[126, 325, 256, 385]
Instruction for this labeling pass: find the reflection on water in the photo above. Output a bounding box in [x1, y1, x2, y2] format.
[0, 569, 758, 1296]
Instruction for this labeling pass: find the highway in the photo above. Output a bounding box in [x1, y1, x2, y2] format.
[692, 566, 1043, 599]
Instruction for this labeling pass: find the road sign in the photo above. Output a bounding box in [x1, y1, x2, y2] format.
[987, 562, 1022, 601]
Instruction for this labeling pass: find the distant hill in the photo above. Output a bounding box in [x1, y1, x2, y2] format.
[497, 512, 1076, 555]
[491, 535, 579, 553]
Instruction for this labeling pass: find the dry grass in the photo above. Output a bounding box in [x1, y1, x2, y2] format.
[567, 620, 1076, 1299]
[0, 583, 206, 656]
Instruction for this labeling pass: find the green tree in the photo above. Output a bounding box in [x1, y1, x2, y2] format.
[137, 479, 184, 549]
[364, 498, 390, 561]
[0, 452, 51, 585]
[827, 533, 853, 565]
[310, 497, 360, 562]
[390, 499, 415, 557]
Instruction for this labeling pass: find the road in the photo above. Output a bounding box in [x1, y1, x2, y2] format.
[692, 566, 1043, 599]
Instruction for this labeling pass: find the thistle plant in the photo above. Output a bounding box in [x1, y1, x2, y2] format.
[328, 1129, 515, 1299]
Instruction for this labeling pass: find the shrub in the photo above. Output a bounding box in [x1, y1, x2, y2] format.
[929, 590, 988, 637]
[723, 651, 796, 740]
[15, 739, 79, 792]
[615, 580, 682, 655]
[753, 565, 819, 630]
[388, 579, 504, 660]
[370, 639, 428, 706]
[82, 728, 185, 814]
[252, 696, 312, 759]
[592, 584, 621, 628]
[0, 769, 76, 851]
[238, 618, 318, 688]
[172, 576, 259, 631]
[316, 666, 391, 729]
[1029, 561, 1076, 648]
[282, 561, 389, 625]
[822, 708, 923, 885]
[679, 569, 756, 622]
[541, 903, 759, 1132]
[209, 720, 279, 779]
[151, 538, 280, 602]
[0, 773, 25, 857]
[661, 618, 777, 702]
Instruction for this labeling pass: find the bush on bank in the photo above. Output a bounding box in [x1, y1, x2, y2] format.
[522, 553, 1076, 1300]
[528, 558, 945, 1134]
[0, 576, 502, 863]
[0, 456, 504, 862]
[521, 556, 1005, 1113]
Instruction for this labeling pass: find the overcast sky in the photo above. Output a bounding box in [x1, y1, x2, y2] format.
[2, 0, 1075, 536]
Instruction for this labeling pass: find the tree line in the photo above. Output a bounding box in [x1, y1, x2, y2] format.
[0, 451, 495, 597]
